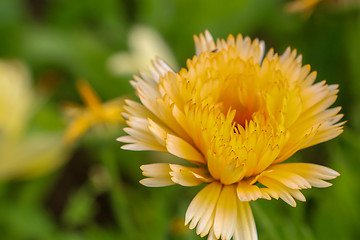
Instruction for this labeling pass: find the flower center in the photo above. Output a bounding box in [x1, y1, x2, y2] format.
[218, 73, 260, 127]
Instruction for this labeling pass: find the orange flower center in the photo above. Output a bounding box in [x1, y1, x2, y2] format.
[218, 73, 261, 127]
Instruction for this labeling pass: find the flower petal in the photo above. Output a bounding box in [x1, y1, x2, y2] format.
[139, 163, 174, 187]
[139, 177, 174, 187]
[166, 134, 205, 164]
[233, 200, 258, 240]
[169, 164, 212, 186]
[213, 185, 238, 240]
[260, 169, 311, 189]
[194, 30, 216, 56]
[258, 176, 302, 207]
[268, 163, 340, 182]
[237, 181, 267, 202]
[185, 182, 222, 232]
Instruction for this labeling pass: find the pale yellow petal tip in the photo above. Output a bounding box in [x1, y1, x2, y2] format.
[120, 145, 129, 150]
[139, 178, 162, 187]
[139, 165, 146, 171]
[184, 216, 191, 226]
[330, 169, 340, 178]
[140, 178, 174, 187]
[321, 166, 341, 179]
[121, 144, 145, 151]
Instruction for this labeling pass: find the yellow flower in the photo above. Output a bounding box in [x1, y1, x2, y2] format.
[286, 0, 359, 14]
[0, 60, 67, 180]
[107, 24, 178, 76]
[63, 80, 124, 145]
[118, 31, 344, 239]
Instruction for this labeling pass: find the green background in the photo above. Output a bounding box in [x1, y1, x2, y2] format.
[0, 0, 359, 239]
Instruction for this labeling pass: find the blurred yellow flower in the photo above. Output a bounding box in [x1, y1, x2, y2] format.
[0, 60, 67, 180]
[286, 0, 359, 14]
[107, 24, 178, 76]
[118, 31, 344, 239]
[63, 80, 124, 145]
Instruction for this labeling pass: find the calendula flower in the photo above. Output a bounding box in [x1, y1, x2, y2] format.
[118, 31, 344, 239]
[0, 60, 67, 180]
[107, 24, 178, 76]
[286, 0, 359, 14]
[63, 80, 124, 145]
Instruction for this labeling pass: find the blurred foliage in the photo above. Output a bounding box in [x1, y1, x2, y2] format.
[0, 0, 359, 239]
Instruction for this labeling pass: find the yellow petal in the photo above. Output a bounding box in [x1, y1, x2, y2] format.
[169, 164, 212, 186]
[185, 182, 222, 231]
[77, 80, 102, 115]
[258, 176, 297, 207]
[139, 163, 174, 187]
[139, 177, 174, 187]
[260, 169, 311, 189]
[213, 185, 238, 240]
[63, 114, 92, 145]
[166, 134, 205, 164]
[194, 30, 216, 56]
[269, 163, 340, 181]
[237, 181, 264, 202]
[233, 200, 258, 240]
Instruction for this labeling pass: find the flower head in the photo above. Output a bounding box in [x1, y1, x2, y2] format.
[118, 31, 344, 239]
[0, 60, 67, 180]
[286, 0, 359, 15]
[107, 24, 178, 76]
[63, 80, 124, 145]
